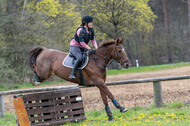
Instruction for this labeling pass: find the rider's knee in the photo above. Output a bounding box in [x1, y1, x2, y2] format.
[78, 56, 83, 62]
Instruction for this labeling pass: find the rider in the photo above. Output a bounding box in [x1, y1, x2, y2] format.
[69, 15, 98, 79]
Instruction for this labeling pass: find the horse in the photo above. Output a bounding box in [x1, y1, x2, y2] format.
[29, 38, 131, 121]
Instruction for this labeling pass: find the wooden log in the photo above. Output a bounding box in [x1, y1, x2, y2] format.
[106, 75, 190, 86]
[0, 85, 78, 95]
[153, 81, 163, 108]
[13, 97, 30, 126]
[0, 95, 4, 118]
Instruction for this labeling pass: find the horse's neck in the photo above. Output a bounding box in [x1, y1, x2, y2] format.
[96, 46, 113, 65]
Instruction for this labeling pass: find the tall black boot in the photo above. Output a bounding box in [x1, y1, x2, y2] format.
[69, 59, 81, 79]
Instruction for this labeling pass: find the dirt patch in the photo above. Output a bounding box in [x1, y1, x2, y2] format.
[4, 66, 190, 113]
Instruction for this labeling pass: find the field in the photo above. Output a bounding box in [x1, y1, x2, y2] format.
[1, 63, 190, 125]
[1, 102, 190, 126]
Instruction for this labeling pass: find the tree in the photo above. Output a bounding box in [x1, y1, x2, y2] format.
[0, 0, 81, 84]
[161, 0, 172, 62]
[78, 0, 157, 39]
[26, 0, 81, 50]
[188, 0, 190, 34]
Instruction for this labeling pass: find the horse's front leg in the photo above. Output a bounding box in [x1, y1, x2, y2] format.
[96, 82, 128, 121]
[99, 89, 115, 121]
[104, 86, 128, 113]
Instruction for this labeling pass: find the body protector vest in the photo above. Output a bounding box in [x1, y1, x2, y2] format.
[73, 26, 95, 45]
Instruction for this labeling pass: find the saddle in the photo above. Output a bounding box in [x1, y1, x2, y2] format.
[62, 51, 89, 69]
[62, 51, 89, 86]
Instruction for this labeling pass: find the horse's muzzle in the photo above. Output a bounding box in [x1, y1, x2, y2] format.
[122, 59, 131, 69]
[123, 62, 131, 69]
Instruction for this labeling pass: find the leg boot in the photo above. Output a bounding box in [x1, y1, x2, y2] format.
[69, 59, 81, 79]
[33, 73, 41, 86]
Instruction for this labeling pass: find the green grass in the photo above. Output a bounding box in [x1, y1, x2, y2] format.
[1, 102, 190, 126]
[0, 113, 16, 126]
[70, 102, 190, 126]
[106, 62, 190, 75]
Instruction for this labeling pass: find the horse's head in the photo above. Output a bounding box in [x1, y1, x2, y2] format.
[112, 38, 131, 69]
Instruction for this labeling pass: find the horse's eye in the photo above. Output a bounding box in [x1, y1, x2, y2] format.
[118, 50, 122, 53]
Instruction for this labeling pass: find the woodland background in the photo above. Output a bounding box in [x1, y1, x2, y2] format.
[0, 0, 190, 84]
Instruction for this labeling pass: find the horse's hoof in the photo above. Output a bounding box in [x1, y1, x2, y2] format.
[33, 81, 41, 86]
[108, 116, 115, 121]
[120, 106, 128, 113]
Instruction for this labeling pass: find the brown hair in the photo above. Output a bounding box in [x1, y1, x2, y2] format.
[80, 23, 85, 26]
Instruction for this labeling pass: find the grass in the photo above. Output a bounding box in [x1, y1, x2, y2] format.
[0, 113, 16, 126]
[71, 102, 190, 126]
[106, 62, 190, 75]
[1, 102, 190, 126]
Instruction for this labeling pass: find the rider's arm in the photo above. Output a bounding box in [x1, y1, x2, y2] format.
[92, 40, 98, 49]
[90, 28, 98, 49]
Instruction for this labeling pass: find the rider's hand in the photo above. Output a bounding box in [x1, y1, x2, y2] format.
[89, 49, 96, 54]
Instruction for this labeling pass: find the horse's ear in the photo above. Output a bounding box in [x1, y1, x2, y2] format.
[120, 38, 124, 44]
[116, 38, 120, 45]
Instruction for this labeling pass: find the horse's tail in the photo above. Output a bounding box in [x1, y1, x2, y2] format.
[29, 46, 46, 68]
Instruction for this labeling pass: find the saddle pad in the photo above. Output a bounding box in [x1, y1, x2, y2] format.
[62, 54, 89, 69]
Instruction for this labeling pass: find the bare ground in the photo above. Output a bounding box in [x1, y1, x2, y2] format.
[4, 66, 190, 113]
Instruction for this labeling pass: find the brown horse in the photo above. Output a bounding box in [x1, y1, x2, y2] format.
[29, 38, 131, 121]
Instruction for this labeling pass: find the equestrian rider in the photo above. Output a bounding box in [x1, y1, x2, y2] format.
[69, 15, 98, 79]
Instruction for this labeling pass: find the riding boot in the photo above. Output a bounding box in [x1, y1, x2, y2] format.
[69, 59, 81, 79]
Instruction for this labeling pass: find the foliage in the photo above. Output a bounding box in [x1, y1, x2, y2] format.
[0, 0, 81, 84]
[78, 0, 157, 39]
[26, 0, 81, 50]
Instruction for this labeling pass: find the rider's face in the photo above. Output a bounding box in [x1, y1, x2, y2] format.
[87, 22, 93, 28]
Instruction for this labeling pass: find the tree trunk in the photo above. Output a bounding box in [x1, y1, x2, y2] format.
[162, 0, 172, 62]
[162, 0, 169, 33]
[188, 0, 190, 34]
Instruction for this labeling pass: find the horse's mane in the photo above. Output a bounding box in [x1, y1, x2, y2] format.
[98, 40, 115, 48]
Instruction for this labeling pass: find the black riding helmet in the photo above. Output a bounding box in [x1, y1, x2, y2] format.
[82, 15, 93, 24]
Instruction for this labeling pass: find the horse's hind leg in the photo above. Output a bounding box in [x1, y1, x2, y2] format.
[37, 68, 51, 81]
[32, 65, 51, 86]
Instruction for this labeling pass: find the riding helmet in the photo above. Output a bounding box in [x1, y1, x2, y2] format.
[82, 15, 93, 23]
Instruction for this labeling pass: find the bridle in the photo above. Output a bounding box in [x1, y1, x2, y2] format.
[89, 42, 130, 74]
[113, 42, 130, 65]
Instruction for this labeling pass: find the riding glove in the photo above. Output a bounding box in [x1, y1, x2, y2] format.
[89, 49, 96, 54]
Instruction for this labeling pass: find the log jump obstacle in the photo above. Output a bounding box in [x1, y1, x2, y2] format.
[13, 86, 85, 126]
[0, 85, 87, 126]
